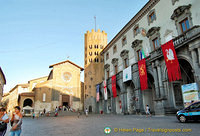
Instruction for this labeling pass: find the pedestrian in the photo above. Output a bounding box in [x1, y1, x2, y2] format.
[0, 108, 9, 136]
[43, 108, 46, 116]
[85, 108, 88, 117]
[10, 106, 23, 136]
[146, 105, 151, 117]
[32, 112, 35, 119]
[36, 112, 39, 120]
[54, 107, 58, 117]
[77, 109, 80, 118]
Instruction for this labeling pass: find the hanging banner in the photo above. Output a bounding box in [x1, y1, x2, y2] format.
[123, 66, 132, 82]
[103, 80, 108, 100]
[112, 75, 117, 98]
[138, 59, 148, 90]
[161, 40, 181, 82]
[96, 84, 100, 102]
[181, 83, 200, 107]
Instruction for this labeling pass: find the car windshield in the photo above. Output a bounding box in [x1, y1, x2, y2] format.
[187, 102, 200, 110]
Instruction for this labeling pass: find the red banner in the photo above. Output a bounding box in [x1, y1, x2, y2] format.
[112, 75, 117, 98]
[161, 40, 181, 82]
[138, 59, 148, 90]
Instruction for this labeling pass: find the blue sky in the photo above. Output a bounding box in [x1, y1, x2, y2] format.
[0, 0, 148, 92]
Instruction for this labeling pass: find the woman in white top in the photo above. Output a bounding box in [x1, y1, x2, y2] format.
[0, 108, 9, 136]
[10, 106, 23, 136]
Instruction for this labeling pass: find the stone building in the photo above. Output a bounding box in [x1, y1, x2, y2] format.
[2, 84, 29, 113]
[84, 29, 107, 113]
[0, 67, 6, 101]
[2, 60, 84, 114]
[33, 60, 84, 113]
[99, 0, 200, 115]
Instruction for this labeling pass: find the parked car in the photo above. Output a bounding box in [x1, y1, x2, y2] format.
[176, 101, 200, 123]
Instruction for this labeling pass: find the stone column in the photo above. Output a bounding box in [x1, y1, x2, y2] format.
[156, 61, 165, 98]
[120, 94, 125, 114]
[152, 62, 160, 98]
[111, 97, 116, 114]
[191, 49, 200, 90]
[123, 93, 128, 114]
[198, 48, 200, 65]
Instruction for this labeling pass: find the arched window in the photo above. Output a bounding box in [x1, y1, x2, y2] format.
[89, 45, 92, 49]
[89, 52, 92, 56]
[43, 93, 46, 102]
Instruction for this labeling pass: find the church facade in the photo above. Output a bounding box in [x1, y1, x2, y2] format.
[2, 60, 84, 114]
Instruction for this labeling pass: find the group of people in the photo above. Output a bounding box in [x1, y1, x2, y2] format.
[0, 106, 23, 136]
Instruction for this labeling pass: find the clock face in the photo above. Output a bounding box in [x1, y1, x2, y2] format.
[62, 72, 72, 82]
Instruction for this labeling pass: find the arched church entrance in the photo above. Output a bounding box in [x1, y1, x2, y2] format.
[23, 98, 33, 107]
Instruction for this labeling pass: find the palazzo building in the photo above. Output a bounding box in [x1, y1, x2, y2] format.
[98, 0, 200, 115]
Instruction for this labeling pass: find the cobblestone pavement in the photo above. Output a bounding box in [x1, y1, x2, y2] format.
[4, 113, 200, 136]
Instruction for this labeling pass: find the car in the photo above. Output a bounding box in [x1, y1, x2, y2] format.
[176, 101, 200, 123]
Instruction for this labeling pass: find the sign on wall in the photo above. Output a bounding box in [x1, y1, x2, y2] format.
[181, 83, 200, 107]
[123, 66, 132, 82]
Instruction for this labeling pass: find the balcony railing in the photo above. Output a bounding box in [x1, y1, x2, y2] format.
[150, 25, 200, 61]
[104, 26, 200, 85]
[173, 25, 200, 47]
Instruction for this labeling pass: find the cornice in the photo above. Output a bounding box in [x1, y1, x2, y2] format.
[101, 0, 160, 54]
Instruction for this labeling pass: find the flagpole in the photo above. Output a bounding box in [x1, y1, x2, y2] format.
[94, 16, 96, 32]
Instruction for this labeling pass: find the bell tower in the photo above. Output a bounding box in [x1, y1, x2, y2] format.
[84, 29, 107, 112]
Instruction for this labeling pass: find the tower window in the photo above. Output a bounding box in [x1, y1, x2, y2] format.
[94, 58, 99, 62]
[89, 45, 92, 49]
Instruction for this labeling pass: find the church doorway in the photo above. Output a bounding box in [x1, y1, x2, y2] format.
[62, 95, 70, 107]
[23, 98, 33, 107]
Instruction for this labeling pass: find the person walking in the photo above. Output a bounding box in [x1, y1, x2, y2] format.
[32, 112, 35, 119]
[10, 106, 23, 136]
[85, 108, 88, 117]
[77, 109, 80, 118]
[0, 108, 9, 136]
[54, 107, 58, 117]
[43, 108, 46, 116]
[146, 105, 151, 117]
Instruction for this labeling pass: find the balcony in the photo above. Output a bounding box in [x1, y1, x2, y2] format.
[150, 25, 200, 61]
